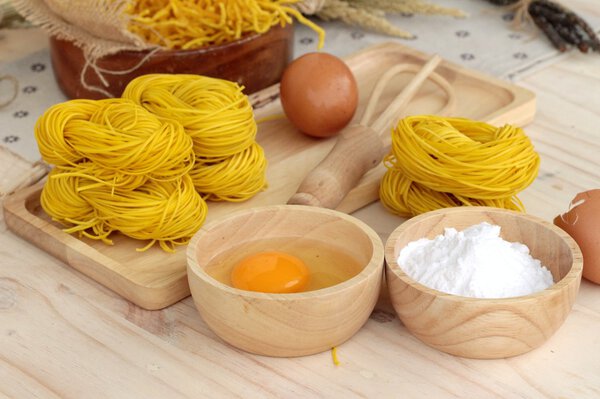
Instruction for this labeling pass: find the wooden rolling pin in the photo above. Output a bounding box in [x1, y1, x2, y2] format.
[287, 54, 455, 209]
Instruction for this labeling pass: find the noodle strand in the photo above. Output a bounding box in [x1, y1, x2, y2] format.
[36, 74, 267, 252]
[379, 115, 540, 216]
[125, 0, 325, 50]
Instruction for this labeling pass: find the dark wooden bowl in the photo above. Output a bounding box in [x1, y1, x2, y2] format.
[49, 23, 294, 99]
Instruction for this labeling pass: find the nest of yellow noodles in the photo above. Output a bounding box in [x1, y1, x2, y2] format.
[125, 0, 324, 50]
[35, 74, 268, 252]
[379, 116, 540, 216]
[13, 0, 324, 59]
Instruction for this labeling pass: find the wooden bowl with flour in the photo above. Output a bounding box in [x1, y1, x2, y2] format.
[186, 205, 384, 357]
[384, 206, 583, 359]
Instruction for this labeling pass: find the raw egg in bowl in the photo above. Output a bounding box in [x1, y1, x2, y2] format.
[186, 205, 384, 357]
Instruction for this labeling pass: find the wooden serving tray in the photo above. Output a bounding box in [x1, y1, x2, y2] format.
[3, 42, 536, 310]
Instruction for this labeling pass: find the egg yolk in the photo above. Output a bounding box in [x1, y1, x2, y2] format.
[230, 251, 310, 293]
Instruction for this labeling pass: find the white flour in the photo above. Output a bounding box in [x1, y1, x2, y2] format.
[397, 222, 554, 298]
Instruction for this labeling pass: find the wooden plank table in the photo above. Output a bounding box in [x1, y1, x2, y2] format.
[1, 7, 600, 398]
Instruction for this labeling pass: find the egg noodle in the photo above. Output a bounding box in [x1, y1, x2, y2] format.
[379, 115, 540, 216]
[35, 98, 195, 187]
[35, 74, 267, 252]
[40, 168, 105, 240]
[41, 169, 207, 252]
[123, 74, 256, 158]
[125, 0, 325, 50]
[189, 143, 268, 202]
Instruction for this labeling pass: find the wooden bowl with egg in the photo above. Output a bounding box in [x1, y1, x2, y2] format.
[186, 205, 385, 357]
[384, 206, 583, 359]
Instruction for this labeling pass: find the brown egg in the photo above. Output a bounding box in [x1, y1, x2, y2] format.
[279, 52, 358, 138]
[553, 189, 600, 284]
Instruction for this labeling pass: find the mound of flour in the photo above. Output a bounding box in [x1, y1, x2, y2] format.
[397, 222, 554, 298]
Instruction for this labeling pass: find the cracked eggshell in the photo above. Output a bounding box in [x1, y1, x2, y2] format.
[554, 189, 600, 284]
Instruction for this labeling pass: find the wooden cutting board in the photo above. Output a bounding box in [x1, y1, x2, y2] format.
[3, 42, 536, 310]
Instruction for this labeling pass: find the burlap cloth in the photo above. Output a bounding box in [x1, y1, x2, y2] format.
[12, 0, 328, 61]
[12, 0, 151, 60]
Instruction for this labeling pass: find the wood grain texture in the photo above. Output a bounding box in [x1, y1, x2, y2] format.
[287, 124, 386, 209]
[186, 205, 384, 357]
[384, 207, 583, 359]
[2, 3, 600, 395]
[287, 55, 445, 209]
[0, 147, 48, 199]
[49, 23, 294, 99]
[2, 42, 536, 310]
[3, 185, 188, 310]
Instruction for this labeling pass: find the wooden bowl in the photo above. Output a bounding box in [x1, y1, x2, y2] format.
[186, 205, 384, 357]
[49, 23, 293, 99]
[384, 207, 583, 359]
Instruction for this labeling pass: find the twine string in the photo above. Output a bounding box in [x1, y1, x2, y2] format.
[0, 75, 19, 109]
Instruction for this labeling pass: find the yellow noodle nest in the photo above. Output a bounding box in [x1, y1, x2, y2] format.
[379, 115, 540, 216]
[122, 74, 256, 158]
[41, 169, 207, 252]
[189, 143, 268, 202]
[35, 74, 267, 252]
[125, 0, 325, 50]
[36, 98, 195, 187]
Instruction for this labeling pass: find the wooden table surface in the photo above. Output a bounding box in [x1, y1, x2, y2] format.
[2, 13, 600, 399]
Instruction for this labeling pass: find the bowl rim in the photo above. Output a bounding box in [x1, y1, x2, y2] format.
[55, 22, 293, 58]
[186, 204, 385, 300]
[384, 206, 584, 303]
